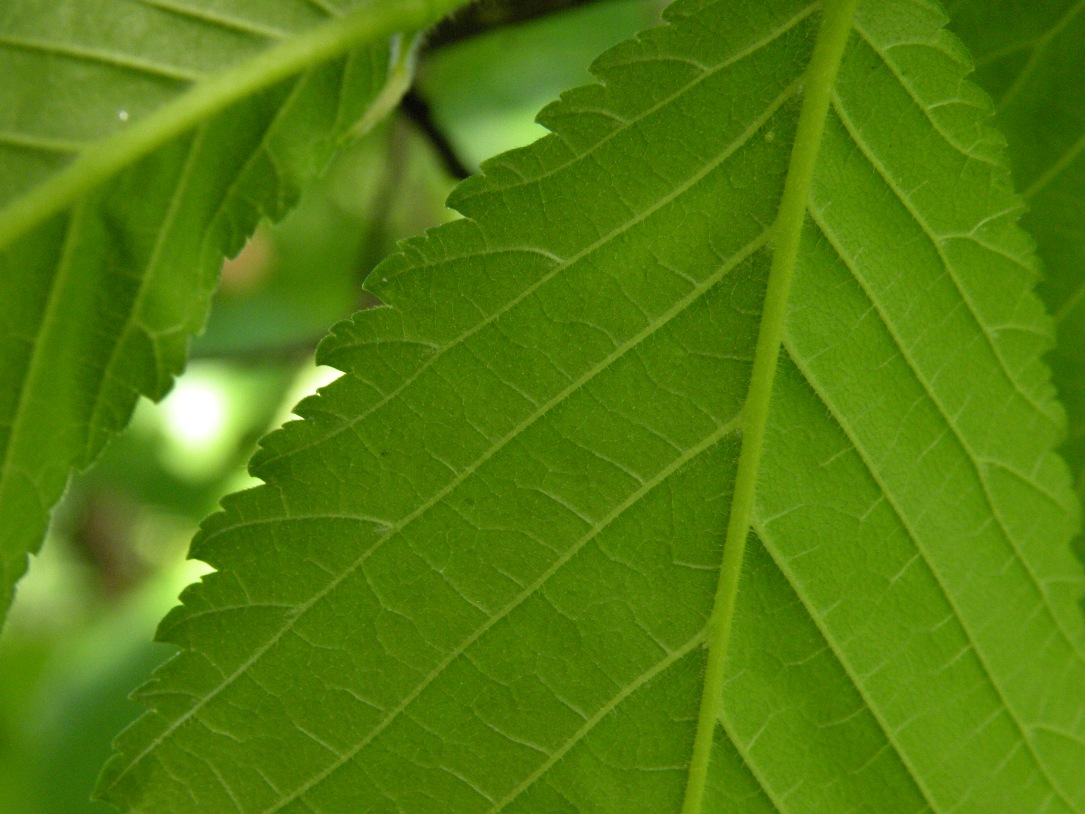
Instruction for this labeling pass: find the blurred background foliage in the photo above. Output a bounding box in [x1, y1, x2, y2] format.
[0, 1, 661, 810]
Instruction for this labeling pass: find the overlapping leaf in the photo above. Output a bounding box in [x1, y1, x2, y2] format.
[100, 0, 1085, 811]
[0, 0, 470, 622]
[949, 1, 1085, 497]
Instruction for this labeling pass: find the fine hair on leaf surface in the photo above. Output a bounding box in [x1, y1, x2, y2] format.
[91, 0, 1085, 811]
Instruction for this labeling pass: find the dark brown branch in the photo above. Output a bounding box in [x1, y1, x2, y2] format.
[424, 0, 618, 52]
[399, 88, 473, 181]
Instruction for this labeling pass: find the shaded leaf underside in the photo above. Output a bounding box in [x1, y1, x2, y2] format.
[101, 0, 1085, 812]
[948, 0, 1085, 498]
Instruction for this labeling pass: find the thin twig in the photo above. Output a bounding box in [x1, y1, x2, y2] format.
[424, 0, 619, 51]
[399, 88, 472, 181]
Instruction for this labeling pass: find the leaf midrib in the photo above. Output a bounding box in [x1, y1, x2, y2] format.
[104, 213, 772, 795]
[105, 35, 816, 784]
[680, 2, 859, 811]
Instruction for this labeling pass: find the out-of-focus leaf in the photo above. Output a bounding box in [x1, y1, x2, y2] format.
[197, 122, 457, 358]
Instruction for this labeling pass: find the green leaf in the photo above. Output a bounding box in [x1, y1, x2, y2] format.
[0, 0, 470, 623]
[100, 0, 1085, 810]
[948, 1, 1085, 497]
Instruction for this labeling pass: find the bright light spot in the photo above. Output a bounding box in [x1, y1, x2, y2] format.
[162, 379, 225, 446]
[308, 364, 343, 393]
[179, 557, 215, 584]
[118, 109, 129, 121]
[265, 363, 344, 439]
[156, 371, 236, 480]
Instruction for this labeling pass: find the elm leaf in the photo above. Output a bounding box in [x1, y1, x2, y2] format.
[100, 0, 1085, 811]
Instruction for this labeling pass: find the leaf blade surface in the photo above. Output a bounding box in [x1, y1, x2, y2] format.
[101, 1, 1085, 811]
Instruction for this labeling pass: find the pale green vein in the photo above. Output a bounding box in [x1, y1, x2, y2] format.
[198, 515, 394, 546]
[175, 604, 296, 627]
[102, 224, 771, 795]
[806, 190, 1085, 668]
[717, 711, 787, 814]
[202, 756, 243, 814]
[988, 460, 1078, 516]
[0, 0, 473, 250]
[828, 88, 1056, 425]
[301, 0, 343, 17]
[489, 630, 709, 813]
[958, 0, 1085, 70]
[267, 413, 738, 812]
[850, 24, 1000, 172]
[131, 0, 289, 40]
[0, 35, 201, 83]
[970, 40, 1032, 70]
[83, 127, 208, 433]
[680, 2, 858, 812]
[0, 206, 86, 520]
[84, 66, 323, 437]
[1055, 276, 1085, 325]
[773, 341, 1075, 808]
[258, 77, 802, 470]
[452, 2, 818, 208]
